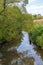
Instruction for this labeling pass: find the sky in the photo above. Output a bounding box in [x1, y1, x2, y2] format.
[26, 0, 43, 15]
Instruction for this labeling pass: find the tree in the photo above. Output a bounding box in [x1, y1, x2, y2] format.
[7, 0, 28, 13]
[4, 0, 6, 10]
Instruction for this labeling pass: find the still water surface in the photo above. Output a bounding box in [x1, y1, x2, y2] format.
[0, 31, 43, 65]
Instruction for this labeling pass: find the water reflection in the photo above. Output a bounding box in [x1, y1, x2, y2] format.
[0, 31, 43, 65]
[17, 31, 43, 65]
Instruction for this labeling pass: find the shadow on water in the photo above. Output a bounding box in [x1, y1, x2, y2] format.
[0, 31, 43, 65]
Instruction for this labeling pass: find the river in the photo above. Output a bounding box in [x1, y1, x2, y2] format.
[0, 31, 43, 65]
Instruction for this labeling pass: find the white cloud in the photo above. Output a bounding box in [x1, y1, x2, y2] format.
[29, 0, 36, 3]
[26, 0, 43, 15]
[28, 5, 43, 9]
[26, 4, 43, 15]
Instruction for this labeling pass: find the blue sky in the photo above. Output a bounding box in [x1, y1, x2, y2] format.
[26, 0, 43, 15]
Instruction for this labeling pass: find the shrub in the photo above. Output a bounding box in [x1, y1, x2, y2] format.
[22, 14, 33, 33]
[36, 34, 43, 49]
[0, 6, 22, 45]
[30, 22, 43, 48]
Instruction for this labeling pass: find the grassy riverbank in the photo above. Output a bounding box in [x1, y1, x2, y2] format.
[0, 0, 43, 49]
[22, 14, 43, 49]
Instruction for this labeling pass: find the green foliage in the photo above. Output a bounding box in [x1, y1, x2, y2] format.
[22, 14, 33, 33]
[33, 14, 42, 20]
[36, 34, 43, 49]
[0, 6, 22, 45]
[0, 0, 4, 12]
[30, 23, 43, 48]
[0, 0, 43, 49]
[8, 0, 28, 4]
[9, 0, 20, 3]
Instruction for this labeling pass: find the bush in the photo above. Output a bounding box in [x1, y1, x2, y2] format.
[22, 14, 33, 33]
[30, 23, 43, 48]
[0, 6, 22, 45]
[36, 34, 43, 49]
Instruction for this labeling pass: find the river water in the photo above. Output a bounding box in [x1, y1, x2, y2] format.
[0, 31, 43, 65]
